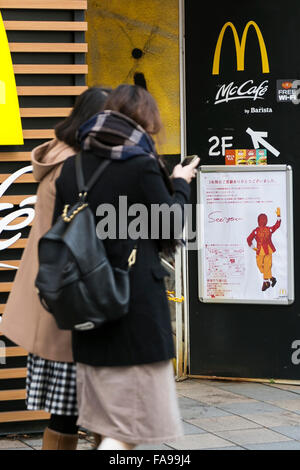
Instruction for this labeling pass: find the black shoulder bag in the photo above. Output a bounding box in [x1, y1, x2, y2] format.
[35, 153, 136, 331]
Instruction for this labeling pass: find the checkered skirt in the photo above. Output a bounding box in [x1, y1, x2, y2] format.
[26, 353, 78, 416]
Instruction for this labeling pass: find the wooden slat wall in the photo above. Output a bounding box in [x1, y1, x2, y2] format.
[0, 2, 87, 432]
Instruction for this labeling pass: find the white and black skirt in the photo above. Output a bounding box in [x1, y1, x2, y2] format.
[26, 353, 78, 416]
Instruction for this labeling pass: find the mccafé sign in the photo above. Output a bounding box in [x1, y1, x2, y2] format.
[0, 11, 23, 145]
[212, 21, 270, 75]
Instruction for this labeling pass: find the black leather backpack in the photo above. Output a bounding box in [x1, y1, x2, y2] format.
[35, 153, 137, 331]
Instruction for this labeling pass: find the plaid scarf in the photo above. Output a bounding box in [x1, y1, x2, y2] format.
[77, 110, 157, 161]
[77, 110, 180, 256]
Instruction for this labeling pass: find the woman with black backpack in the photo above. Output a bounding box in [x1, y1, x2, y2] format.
[52, 84, 199, 450]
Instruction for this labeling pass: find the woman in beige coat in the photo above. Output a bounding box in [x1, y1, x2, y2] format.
[0, 87, 110, 450]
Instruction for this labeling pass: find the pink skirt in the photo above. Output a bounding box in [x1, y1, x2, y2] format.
[76, 360, 183, 445]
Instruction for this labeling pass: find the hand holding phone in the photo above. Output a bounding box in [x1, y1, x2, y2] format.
[172, 155, 200, 183]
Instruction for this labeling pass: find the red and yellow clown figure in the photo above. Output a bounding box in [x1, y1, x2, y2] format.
[247, 208, 281, 292]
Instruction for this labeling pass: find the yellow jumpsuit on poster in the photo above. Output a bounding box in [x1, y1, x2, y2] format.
[256, 246, 273, 280]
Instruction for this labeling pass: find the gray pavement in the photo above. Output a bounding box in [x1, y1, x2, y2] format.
[1, 378, 300, 450]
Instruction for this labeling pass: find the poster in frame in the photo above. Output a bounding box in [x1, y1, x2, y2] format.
[197, 165, 294, 305]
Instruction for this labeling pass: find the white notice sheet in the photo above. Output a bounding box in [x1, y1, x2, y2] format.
[198, 169, 292, 304]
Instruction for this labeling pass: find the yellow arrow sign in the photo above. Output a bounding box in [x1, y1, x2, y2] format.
[0, 11, 23, 145]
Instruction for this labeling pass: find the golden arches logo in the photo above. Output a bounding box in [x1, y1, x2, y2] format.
[212, 21, 270, 75]
[0, 11, 23, 145]
[279, 288, 287, 296]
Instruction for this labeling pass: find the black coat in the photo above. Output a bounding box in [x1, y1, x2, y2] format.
[53, 152, 190, 366]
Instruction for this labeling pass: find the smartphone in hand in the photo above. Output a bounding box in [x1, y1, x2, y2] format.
[181, 154, 200, 167]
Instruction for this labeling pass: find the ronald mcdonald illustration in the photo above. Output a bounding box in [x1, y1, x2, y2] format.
[247, 208, 281, 292]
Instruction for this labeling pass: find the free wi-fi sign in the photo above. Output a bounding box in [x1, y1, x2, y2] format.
[0, 11, 23, 145]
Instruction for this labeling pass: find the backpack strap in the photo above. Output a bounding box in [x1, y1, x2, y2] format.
[75, 152, 111, 198]
[75, 152, 137, 269]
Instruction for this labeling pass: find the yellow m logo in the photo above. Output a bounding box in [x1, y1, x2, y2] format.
[0, 11, 23, 145]
[212, 21, 270, 75]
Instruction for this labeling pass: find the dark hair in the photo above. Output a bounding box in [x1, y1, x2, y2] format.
[55, 87, 111, 151]
[104, 84, 162, 135]
[106, 84, 181, 257]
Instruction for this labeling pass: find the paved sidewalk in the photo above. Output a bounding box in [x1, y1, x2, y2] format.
[1, 378, 300, 450]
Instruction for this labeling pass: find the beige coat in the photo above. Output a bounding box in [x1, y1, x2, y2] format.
[0, 139, 75, 363]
